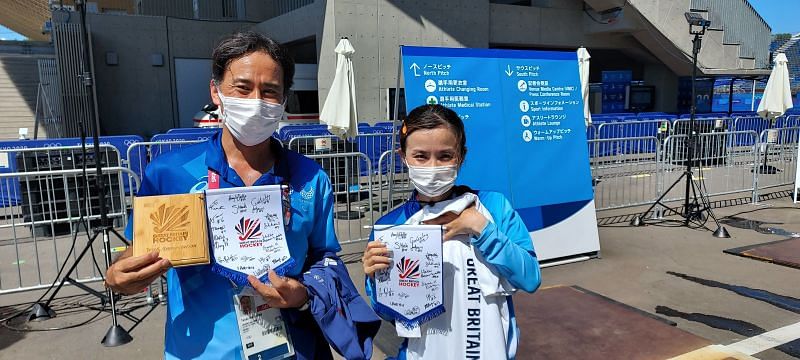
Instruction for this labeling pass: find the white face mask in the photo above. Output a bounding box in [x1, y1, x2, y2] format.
[407, 164, 458, 198]
[217, 91, 283, 146]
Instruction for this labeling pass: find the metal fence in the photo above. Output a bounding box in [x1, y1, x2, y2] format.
[752, 127, 800, 200]
[589, 137, 660, 210]
[375, 150, 411, 216]
[305, 152, 374, 244]
[0, 144, 139, 294]
[659, 131, 759, 203]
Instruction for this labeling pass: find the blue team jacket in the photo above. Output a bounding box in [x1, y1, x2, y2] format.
[299, 252, 382, 360]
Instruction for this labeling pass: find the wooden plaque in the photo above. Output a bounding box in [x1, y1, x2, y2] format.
[132, 193, 210, 267]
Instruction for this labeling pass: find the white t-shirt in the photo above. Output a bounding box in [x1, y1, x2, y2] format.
[400, 194, 516, 360]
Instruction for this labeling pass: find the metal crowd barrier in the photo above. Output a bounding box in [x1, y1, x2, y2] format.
[287, 133, 394, 176]
[657, 131, 758, 203]
[376, 150, 411, 216]
[752, 127, 800, 202]
[588, 128, 799, 211]
[0, 164, 139, 295]
[306, 152, 374, 244]
[589, 137, 660, 210]
[732, 116, 771, 146]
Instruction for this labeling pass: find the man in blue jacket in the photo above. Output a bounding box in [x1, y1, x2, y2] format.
[105, 31, 355, 359]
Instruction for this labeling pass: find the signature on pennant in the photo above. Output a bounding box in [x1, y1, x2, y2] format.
[235, 217, 262, 241]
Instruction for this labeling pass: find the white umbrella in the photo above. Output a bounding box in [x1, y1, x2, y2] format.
[757, 53, 793, 120]
[578, 47, 592, 126]
[320, 38, 358, 139]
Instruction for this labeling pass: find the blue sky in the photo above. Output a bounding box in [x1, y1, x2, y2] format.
[0, 25, 26, 41]
[749, 0, 798, 35]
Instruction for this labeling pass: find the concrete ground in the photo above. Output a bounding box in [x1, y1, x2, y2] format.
[1, 187, 800, 359]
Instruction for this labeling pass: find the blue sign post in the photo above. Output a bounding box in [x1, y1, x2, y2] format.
[401, 46, 599, 261]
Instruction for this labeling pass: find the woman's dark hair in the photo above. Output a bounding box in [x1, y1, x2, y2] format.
[211, 31, 295, 95]
[400, 104, 467, 161]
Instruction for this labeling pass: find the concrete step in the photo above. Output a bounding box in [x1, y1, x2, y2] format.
[0, 120, 38, 126]
[0, 81, 39, 86]
[0, 102, 36, 109]
[0, 110, 36, 116]
[0, 99, 35, 105]
[0, 114, 36, 120]
[0, 98, 36, 104]
[0, 93, 37, 99]
[0, 88, 39, 94]
[0, 83, 39, 88]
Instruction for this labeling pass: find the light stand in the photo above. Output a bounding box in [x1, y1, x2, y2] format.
[630, 13, 730, 239]
[27, 0, 133, 346]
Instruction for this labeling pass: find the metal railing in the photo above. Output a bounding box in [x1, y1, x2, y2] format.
[752, 127, 800, 201]
[306, 152, 374, 244]
[589, 137, 660, 210]
[0, 165, 139, 295]
[659, 131, 758, 203]
[376, 150, 411, 216]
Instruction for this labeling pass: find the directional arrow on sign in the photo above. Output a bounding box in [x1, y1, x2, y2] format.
[410, 63, 421, 77]
[505, 65, 513, 77]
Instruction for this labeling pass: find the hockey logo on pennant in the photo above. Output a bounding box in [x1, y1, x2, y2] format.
[236, 217, 263, 248]
[396, 256, 420, 287]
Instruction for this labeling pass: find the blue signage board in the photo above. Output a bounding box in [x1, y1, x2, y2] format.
[401, 47, 599, 261]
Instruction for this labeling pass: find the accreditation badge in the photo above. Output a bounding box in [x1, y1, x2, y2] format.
[233, 288, 294, 360]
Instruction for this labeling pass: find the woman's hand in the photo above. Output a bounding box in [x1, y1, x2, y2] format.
[362, 241, 391, 277]
[423, 206, 488, 241]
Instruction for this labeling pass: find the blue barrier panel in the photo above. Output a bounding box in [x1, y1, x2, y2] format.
[595, 122, 621, 140]
[619, 121, 661, 153]
[278, 125, 326, 141]
[374, 121, 397, 128]
[149, 132, 215, 159]
[637, 114, 677, 121]
[682, 112, 728, 119]
[590, 116, 617, 124]
[0, 135, 143, 206]
[733, 117, 770, 146]
[166, 127, 222, 134]
[600, 112, 633, 118]
[586, 124, 598, 157]
[356, 127, 397, 175]
[776, 116, 800, 128]
[731, 112, 758, 118]
[281, 128, 331, 143]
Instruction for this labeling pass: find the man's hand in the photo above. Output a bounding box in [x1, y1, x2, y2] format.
[105, 250, 172, 295]
[248, 270, 309, 309]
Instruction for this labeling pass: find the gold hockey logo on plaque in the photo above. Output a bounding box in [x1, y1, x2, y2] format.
[133, 193, 209, 267]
